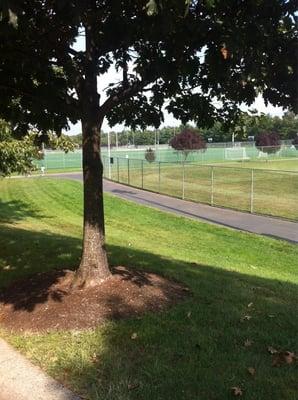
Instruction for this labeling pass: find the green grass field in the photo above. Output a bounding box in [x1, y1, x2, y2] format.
[34, 145, 298, 170]
[0, 178, 297, 400]
[215, 159, 298, 171]
[107, 158, 298, 221]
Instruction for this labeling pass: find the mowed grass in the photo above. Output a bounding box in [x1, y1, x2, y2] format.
[111, 159, 298, 220]
[0, 178, 297, 400]
[216, 159, 298, 171]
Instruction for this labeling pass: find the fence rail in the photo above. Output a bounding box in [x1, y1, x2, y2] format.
[102, 155, 298, 221]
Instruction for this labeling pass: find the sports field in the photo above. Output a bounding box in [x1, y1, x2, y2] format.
[34, 144, 298, 170]
[104, 157, 298, 221]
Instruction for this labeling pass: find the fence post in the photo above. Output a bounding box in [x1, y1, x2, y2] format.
[211, 166, 214, 206]
[250, 169, 254, 213]
[158, 162, 161, 193]
[182, 162, 185, 199]
[62, 152, 65, 169]
[127, 158, 130, 185]
[117, 157, 119, 182]
[141, 160, 144, 189]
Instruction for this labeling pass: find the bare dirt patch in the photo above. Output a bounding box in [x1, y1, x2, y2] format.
[0, 266, 189, 332]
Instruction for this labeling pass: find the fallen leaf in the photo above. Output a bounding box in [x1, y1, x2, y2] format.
[131, 332, 138, 340]
[187, 311, 192, 318]
[90, 353, 99, 363]
[247, 302, 253, 308]
[127, 383, 139, 390]
[244, 339, 253, 347]
[268, 314, 275, 318]
[247, 367, 256, 376]
[272, 351, 296, 367]
[231, 386, 243, 396]
[267, 346, 278, 354]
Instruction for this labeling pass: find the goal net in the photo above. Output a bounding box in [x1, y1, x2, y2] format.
[224, 147, 248, 161]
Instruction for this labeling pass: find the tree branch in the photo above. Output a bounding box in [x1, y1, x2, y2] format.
[99, 80, 150, 115]
[67, 47, 79, 57]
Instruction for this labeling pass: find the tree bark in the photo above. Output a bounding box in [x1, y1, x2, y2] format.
[74, 115, 111, 287]
[73, 18, 111, 288]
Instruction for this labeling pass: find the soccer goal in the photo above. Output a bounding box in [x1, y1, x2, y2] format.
[224, 147, 248, 161]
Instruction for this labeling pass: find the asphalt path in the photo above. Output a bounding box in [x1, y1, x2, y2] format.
[52, 172, 298, 243]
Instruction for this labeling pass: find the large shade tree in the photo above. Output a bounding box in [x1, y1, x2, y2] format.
[0, 0, 297, 287]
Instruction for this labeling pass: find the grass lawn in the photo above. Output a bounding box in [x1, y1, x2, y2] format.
[215, 159, 298, 171]
[111, 159, 298, 220]
[0, 178, 297, 400]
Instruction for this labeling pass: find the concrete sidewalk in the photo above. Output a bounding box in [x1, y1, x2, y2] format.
[0, 339, 81, 400]
[55, 172, 298, 244]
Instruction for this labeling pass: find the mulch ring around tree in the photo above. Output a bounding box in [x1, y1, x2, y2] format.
[0, 266, 190, 332]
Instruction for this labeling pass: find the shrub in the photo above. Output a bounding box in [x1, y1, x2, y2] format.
[145, 147, 156, 163]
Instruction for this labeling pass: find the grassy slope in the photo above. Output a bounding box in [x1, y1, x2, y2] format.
[0, 178, 297, 400]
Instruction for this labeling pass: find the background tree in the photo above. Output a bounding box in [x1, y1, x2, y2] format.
[145, 148, 156, 163]
[0, 0, 297, 287]
[255, 131, 281, 154]
[0, 120, 77, 175]
[170, 128, 206, 161]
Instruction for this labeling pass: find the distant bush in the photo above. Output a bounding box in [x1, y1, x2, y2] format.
[255, 131, 281, 154]
[145, 147, 156, 163]
[170, 128, 206, 161]
[292, 136, 298, 150]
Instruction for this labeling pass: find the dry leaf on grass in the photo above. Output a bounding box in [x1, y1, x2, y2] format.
[127, 383, 139, 390]
[131, 332, 138, 340]
[187, 311, 192, 318]
[231, 386, 243, 396]
[247, 302, 253, 308]
[247, 367, 256, 376]
[267, 346, 278, 354]
[90, 353, 99, 363]
[244, 339, 253, 347]
[272, 351, 296, 367]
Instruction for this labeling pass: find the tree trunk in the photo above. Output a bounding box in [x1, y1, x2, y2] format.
[73, 19, 111, 288]
[74, 116, 111, 287]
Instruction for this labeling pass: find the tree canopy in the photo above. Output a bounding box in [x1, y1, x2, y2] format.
[0, 0, 297, 136]
[170, 128, 206, 160]
[255, 131, 281, 154]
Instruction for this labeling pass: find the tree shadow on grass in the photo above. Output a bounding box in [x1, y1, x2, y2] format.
[0, 225, 297, 399]
[0, 224, 81, 290]
[0, 199, 49, 223]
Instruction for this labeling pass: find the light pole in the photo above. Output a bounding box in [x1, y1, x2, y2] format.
[107, 131, 111, 179]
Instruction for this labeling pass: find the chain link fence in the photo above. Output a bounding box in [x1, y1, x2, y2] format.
[102, 155, 298, 221]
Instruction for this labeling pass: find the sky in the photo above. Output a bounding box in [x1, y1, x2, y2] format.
[66, 36, 286, 135]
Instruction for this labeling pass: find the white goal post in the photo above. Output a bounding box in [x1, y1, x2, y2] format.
[224, 147, 249, 161]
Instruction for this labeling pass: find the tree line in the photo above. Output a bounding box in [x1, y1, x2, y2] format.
[70, 111, 298, 148]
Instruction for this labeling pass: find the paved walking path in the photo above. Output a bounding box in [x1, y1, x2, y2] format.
[0, 339, 81, 400]
[55, 172, 298, 243]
